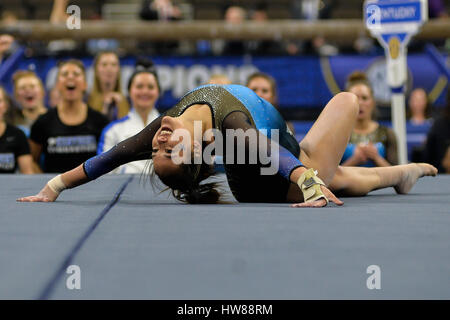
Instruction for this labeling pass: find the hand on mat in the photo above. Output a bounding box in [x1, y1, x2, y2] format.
[17, 184, 58, 202]
[291, 185, 343, 208]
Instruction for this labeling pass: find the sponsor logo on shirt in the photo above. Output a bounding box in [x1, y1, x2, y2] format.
[0, 153, 15, 170]
[47, 135, 97, 154]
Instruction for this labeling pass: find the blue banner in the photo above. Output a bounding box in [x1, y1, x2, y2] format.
[0, 53, 447, 111]
[365, 0, 424, 25]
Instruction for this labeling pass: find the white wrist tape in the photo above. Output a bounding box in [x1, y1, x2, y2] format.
[47, 175, 67, 194]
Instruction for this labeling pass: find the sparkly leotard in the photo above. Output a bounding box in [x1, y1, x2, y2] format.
[84, 85, 303, 202]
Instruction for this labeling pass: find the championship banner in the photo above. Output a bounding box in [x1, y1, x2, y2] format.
[0, 54, 447, 111]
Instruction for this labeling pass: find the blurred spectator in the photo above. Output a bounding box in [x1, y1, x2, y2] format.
[0, 85, 34, 174]
[407, 88, 433, 163]
[12, 70, 48, 136]
[208, 74, 232, 85]
[140, 0, 182, 20]
[441, 145, 450, 174]
[88, 51, 130, 121]
[139, 0, 182, 55]
[222, 6, 247, 55]
[29, 60, 109, 173]
[341, 71, 398, 167]
[47, 0, 79, 55]
[407, 88, 433, 126]
[1, 10, 18, 26]
[98, 59, 161, 174]
[246, 72, 295, 134]
[288, 0, 339, 56]
[48, 85, 61, 109]
[0, 34, 15, 65]
[429, 0, 448, 19]
[423, 87, 450, 173]
[247, 2, 285, 55]
[246, 72, 278, 106]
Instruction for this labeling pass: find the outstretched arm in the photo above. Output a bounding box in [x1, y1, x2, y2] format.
[17, 116, 163, 202]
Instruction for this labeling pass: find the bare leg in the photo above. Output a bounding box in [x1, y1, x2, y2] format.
[297, 92, 359, 184]
[329, 163, 438, 196]
[285, 92, 437, 202]
[286, 92, 359, 202]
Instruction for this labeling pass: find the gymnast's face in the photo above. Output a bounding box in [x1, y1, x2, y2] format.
[151, 116, 195, 177]
[349, 84, 375, 121]
[247, 77, 275, 105]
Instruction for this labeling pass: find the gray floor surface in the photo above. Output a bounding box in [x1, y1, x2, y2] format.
[0, 174, 449, 299]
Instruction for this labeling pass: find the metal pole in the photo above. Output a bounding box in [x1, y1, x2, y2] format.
[391, 93, 408, 164]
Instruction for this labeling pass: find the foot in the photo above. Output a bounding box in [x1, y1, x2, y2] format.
[394, 163, 438, 194]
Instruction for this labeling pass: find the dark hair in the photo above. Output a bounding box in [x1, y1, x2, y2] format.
[127, 58, 161, 93]
[57, 59, 86, 77]
[407, 87, 432, 119]
[149, 141, 221, 204]
[0, 85, 20, 125]
[157, 162, 220, 204]
[444, 86, 450, 120]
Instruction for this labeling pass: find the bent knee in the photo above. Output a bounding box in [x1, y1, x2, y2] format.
[333, 92, 359, 115]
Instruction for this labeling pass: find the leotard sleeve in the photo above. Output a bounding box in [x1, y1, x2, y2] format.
[221, 111, 304, 180]
[83, 116, 163, 179]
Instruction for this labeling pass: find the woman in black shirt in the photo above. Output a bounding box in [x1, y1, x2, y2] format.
[29, 60, 109, 173]
[0, 86, 33, 174]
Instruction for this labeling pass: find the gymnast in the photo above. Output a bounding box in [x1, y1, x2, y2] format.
[18, 84, 437, 207]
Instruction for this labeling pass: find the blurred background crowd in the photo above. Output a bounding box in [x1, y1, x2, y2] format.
[1, 0, 449, 176]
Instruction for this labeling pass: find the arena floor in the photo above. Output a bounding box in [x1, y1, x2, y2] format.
[1, 174, 449, 300]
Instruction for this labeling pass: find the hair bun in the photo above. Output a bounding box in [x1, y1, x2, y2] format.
[135, 57, 155, 70]
[347, 71, 368, 83]
[345, 71, 372, 91]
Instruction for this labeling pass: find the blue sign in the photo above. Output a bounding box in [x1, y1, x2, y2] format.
[365, 0, 423, 25]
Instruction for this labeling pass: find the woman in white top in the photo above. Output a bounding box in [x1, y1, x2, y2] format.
[97, 60, 160, 174]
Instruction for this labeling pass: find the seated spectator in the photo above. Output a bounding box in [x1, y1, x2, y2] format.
[429, 0, 448, 19]
[289, 0, 339, 56]
[88, 51, 130, 121]
[341, 71, 398, 167]
[48, 85, 61, 108]
[0, 34, 15, 65]
[98, 60, 161, 174]
[12, 70, 48, 137]
[1, 10, 18, 26]
[208, 74, 232, 85]
[47, 0, 80, 55]
[247, 3, 285, 55]
[222, 6, 247, 55]
[407, 88, 433, 163]
[246, 72, 295, 134]
[442, 145, 450, 174]
[423, 88, 450, 173]
[139, 0, 182, 55]
[408, 88, 433, 126]
[140, 0, 181, 20]
[0, 86, 33, 174]
[29, 60, 109, 173]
